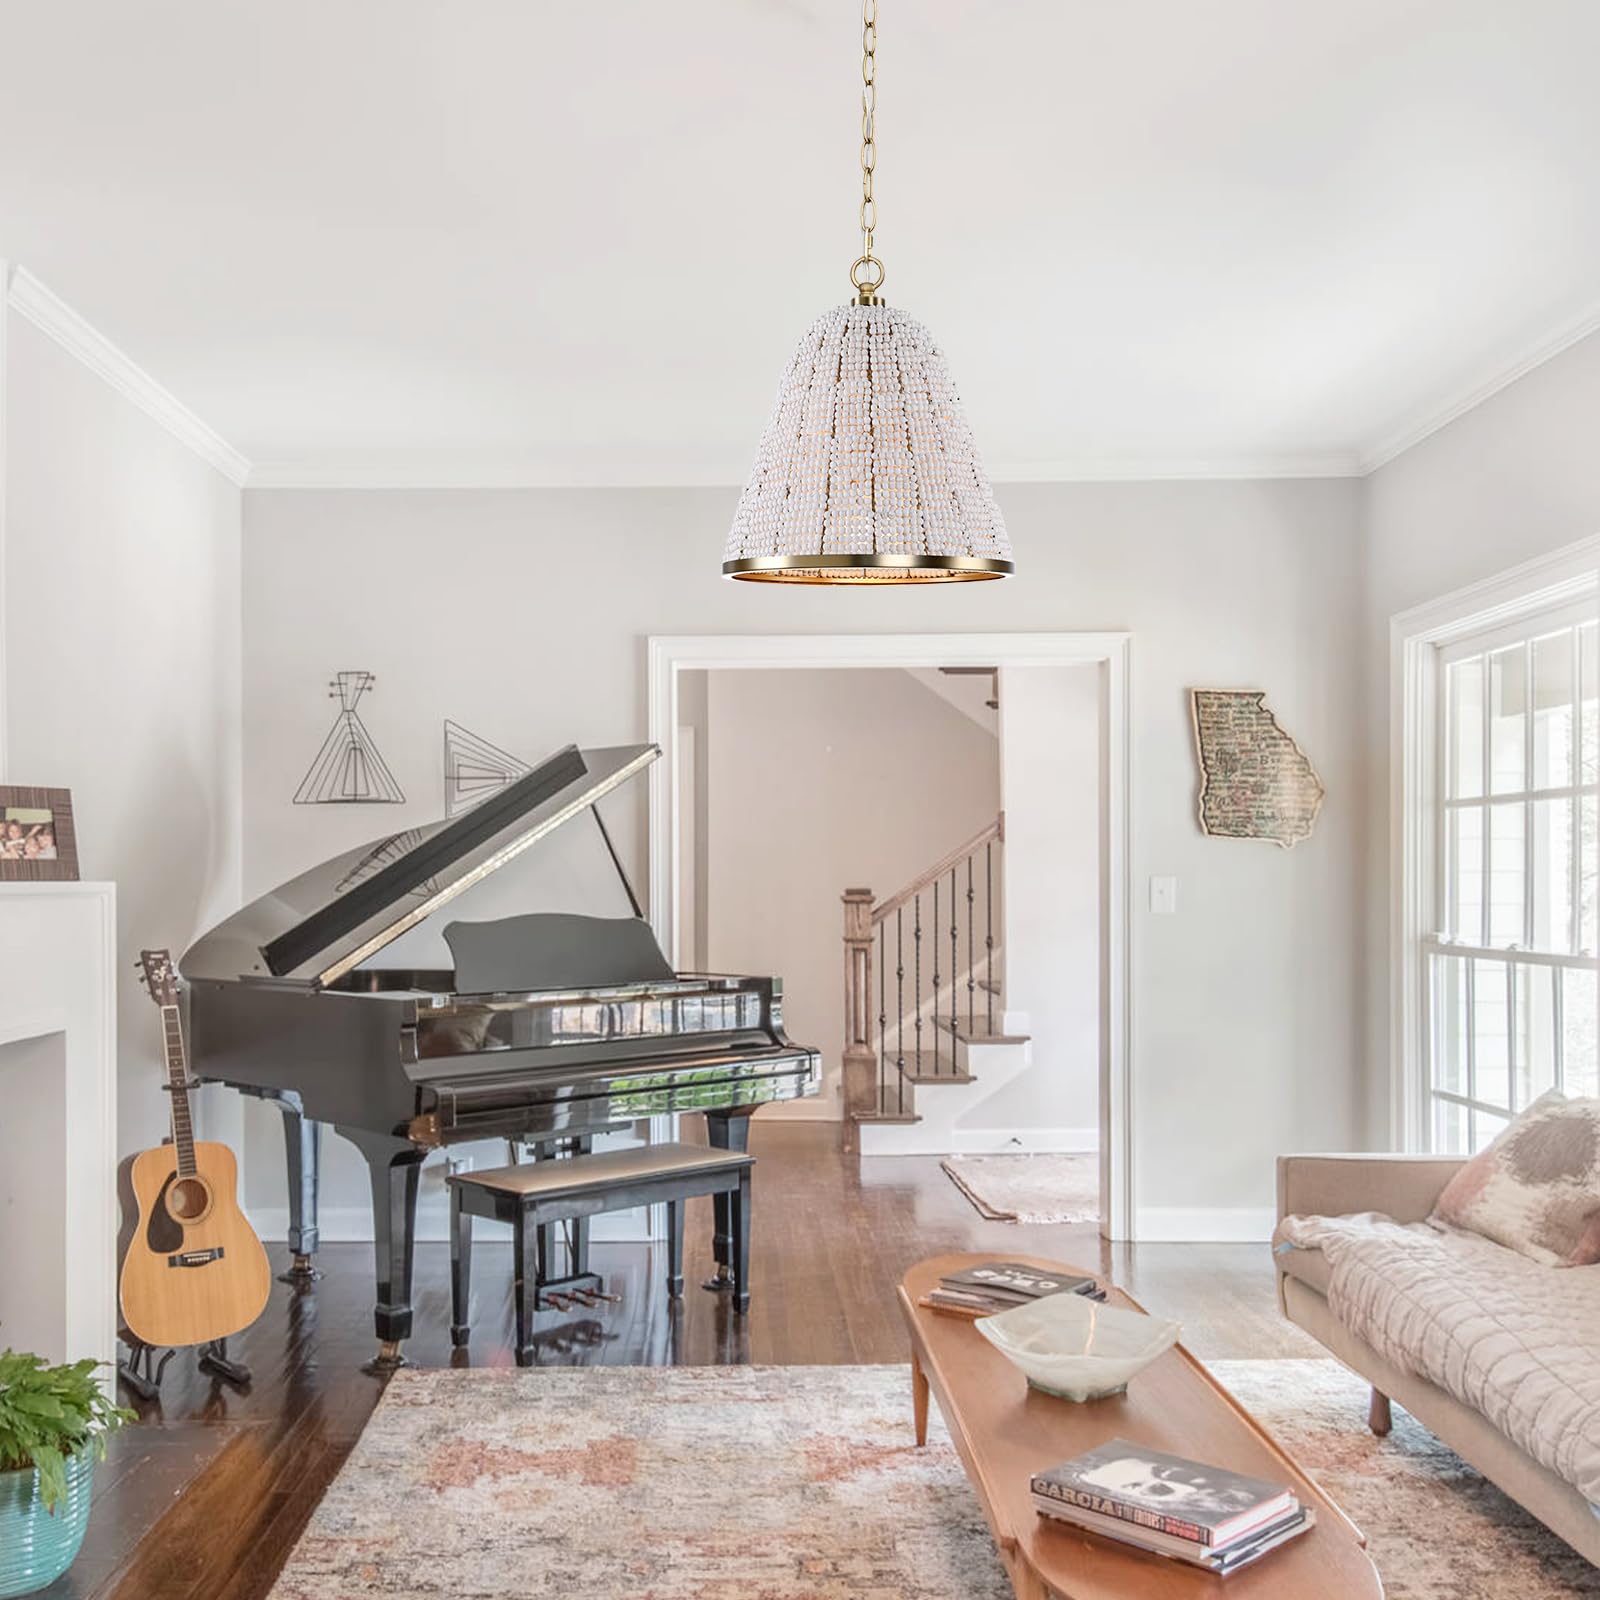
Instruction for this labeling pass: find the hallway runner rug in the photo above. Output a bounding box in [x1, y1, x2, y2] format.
[941, 1150, 1098, 1223]
[267, 1361, 1597, 1600]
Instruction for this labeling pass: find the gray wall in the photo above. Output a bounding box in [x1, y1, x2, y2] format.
[2, 315, 243, 1158]
[242, 477, 1364, 1232]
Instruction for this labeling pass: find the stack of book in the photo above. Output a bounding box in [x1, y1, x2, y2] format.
[923, 1260, 1104, 1317]
[1031, 1439, 1314, 1576]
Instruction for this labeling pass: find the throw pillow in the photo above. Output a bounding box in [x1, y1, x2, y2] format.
[1431, 1090, 1600, 1267]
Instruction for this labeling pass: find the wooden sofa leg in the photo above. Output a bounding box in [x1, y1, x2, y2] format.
[1368, 1388, 1392, 1437]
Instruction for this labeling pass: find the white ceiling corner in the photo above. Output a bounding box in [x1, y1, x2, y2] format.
[5, 269, 250, 485]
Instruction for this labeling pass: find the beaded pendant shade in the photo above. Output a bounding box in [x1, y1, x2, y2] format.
[722, 0, 1014, 584]
[722, 302, 1013, 582]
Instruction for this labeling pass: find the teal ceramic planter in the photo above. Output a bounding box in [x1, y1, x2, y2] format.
[0, 1451, 95, 1598]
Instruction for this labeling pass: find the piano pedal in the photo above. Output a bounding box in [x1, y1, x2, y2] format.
[589, 1289, 621, 1304]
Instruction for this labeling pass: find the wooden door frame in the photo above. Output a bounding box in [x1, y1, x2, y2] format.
[647, 631, 1135, 1243]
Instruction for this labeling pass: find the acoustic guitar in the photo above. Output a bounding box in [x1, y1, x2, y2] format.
[119, 949, 272, 1350]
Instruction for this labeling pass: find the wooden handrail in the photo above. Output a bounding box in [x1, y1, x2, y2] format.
[870, 813, 1003, 926]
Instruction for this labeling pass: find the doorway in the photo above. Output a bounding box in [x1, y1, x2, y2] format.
[648, 633, 1133, 1242]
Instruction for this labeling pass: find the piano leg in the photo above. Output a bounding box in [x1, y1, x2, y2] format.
[702, 1109, 753, 1292]
[255, 1089, 323, 1282]
[339, 1126, 425, 1373]
[449, 1185, 472, 1348]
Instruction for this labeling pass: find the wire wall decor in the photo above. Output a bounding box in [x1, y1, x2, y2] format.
[293, 671, 406, 805]
[443, 719, 531, 816]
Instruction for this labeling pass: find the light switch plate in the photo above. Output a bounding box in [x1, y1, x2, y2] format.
[1150, 876, 1178, 915]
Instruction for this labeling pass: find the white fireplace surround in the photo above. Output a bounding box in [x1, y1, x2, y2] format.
[0, 882, 117, 1368]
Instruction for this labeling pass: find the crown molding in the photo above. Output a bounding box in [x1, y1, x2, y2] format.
[4, 268, 250, 486]
[8, 266, 1597, 495]
[1358, 297, 1600, 475]
[985, 453, 1363, 482]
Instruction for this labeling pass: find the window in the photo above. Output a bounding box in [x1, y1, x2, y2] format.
[1425, 603, 1598, 1151]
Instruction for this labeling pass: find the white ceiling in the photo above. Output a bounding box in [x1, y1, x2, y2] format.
[3, 0, 1600, 485]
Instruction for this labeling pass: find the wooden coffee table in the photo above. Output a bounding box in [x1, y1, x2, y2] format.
[898, 1253, 1384, 1600]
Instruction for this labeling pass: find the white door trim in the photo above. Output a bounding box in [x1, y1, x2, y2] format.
[646, 631, 1136, 1242]
[1389, 535, 1600, 1149]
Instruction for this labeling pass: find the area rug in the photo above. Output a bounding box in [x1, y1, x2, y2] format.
[267, 1364, 1012, 1599]
[1210, 1360, 1598, 1599]
[266, 1361, 1600, 1600]
[940, 1151, 1098, 1222]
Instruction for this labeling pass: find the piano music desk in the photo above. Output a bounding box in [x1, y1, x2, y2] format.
[447, 1141, 754, 1364]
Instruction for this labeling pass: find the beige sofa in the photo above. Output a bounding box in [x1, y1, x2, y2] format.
[1276, 1153, 1600, 1566]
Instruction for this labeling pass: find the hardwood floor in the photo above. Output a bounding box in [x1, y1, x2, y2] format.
[55, 1122, 1312, 1600]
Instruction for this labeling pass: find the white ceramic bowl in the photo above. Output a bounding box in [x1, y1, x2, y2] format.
[976, 1293, 1181, 1401]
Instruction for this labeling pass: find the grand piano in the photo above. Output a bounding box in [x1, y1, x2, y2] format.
[181, 742, 819, 1366]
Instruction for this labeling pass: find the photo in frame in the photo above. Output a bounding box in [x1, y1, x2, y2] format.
[0, 786, 80, 881]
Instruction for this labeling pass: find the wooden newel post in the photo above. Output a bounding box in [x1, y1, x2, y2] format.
[841, 887, 876, 1154]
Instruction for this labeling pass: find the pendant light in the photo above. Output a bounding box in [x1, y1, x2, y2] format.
[722, 0, 1014, 583]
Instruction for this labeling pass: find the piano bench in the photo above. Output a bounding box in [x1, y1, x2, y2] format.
[446, 1141, 755, 1363]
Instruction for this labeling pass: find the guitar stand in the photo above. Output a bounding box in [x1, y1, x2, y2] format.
[117, 1340, 177, 1403]
[197, 1337, 252, 1388]
[118, 1336, 253, 1401]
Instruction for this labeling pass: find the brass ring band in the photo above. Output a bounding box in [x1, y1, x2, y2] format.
[723, 553, 1013, 584]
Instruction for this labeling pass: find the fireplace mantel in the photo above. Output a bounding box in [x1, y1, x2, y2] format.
[0, 881, 117, 1367]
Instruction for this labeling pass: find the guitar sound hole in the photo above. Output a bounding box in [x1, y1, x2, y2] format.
[168, 1176, 212, 1222]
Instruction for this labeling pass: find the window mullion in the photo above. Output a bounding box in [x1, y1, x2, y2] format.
[1480, 653, 1492, 947]
[1506, 959, 1519, 1116]
[1552, 963, 1564, 1094]
[1572, 625, 1583, 957]
[1523, 639, 1535, 951]
[1465, 956, 1477, 1111]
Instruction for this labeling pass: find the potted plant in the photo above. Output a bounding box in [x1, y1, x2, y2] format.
[0, 1351, 132, 1597]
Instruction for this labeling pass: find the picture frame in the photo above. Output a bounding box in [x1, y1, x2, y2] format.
[0, 786, 80, 881]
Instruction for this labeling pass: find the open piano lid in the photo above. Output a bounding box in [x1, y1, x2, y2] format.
[182, 743, 659, 988]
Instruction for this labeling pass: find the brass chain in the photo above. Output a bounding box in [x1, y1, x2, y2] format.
[852, 0, 885, 298]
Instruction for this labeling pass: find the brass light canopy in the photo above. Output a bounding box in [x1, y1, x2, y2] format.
[721, 1, 1013, 585]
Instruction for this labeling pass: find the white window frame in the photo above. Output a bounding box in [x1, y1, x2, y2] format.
[1392, 536, 1600, 1150]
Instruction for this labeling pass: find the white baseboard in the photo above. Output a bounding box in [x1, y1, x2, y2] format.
[1134, 1206, 1276, 1243]
[860, 1125, 1098, 1157]
[949, 1127, 1098, 1154]
[248, 1205, 653, 1245]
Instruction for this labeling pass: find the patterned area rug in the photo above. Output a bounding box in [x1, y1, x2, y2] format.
[1211, 1360, 1598, 1600]
[941, 1151, 1098, 1222]
[268, 1365, 1011, 1599]
[267, 1361, 1599, 1599]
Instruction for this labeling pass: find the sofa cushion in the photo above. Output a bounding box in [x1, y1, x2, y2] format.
[1431, 1090, 1600, 1267]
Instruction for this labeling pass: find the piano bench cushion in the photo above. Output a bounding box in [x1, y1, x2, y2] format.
[448, 1140, 753, 1201]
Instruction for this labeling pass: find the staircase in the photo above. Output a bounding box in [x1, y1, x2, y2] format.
[840, 814, 1034, 1156]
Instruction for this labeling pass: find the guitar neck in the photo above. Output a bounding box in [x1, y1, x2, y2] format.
[161, 1004, 197, 1176]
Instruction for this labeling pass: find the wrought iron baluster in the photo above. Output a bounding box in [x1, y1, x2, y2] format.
[931, 879, 941, 1076]
[913, 893, 923, 1076]
[949, 867, 958, 1045]
[985, 840, 995, 1033]
[895, 906, 906, 1114]
[966, 856, 976, 1031]
[877, 920, 887, 1116]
